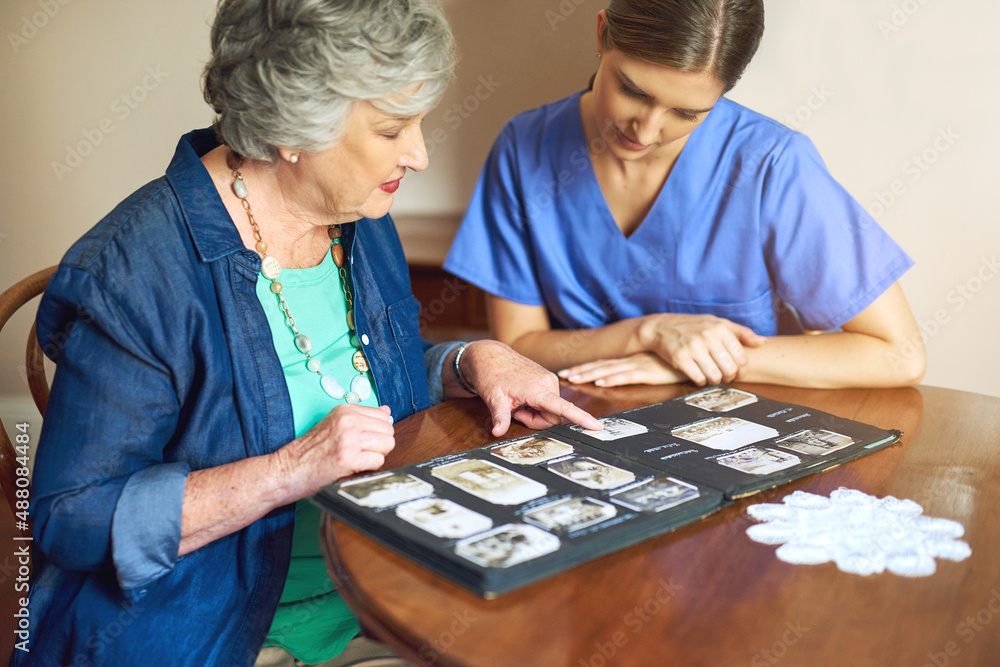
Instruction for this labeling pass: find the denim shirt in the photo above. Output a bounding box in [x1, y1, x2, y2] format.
[18, 129, 459, 667]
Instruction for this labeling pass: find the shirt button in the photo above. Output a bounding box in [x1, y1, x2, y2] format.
[361, 334, 370, 345]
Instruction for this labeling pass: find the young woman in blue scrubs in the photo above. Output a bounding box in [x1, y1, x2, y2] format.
[444, 0, 926, 389]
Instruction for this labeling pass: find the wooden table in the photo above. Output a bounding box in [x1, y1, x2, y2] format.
[321, 384, 1000, 666]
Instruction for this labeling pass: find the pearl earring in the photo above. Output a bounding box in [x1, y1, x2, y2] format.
[289, 154, 299, 164]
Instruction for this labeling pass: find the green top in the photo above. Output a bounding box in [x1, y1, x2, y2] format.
[256, 245, 379, 663]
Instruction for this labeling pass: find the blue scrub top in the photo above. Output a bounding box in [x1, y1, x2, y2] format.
[444, 91, 913, 336]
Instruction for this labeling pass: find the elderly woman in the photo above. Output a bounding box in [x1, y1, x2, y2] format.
[19, 1, 600, 665]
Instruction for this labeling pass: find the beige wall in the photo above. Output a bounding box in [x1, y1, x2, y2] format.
[1, 0, 997, 419]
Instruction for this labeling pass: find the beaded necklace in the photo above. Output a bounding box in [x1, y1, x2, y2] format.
[232, 167, 373, 404]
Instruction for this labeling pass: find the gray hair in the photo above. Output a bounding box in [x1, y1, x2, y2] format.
[203, 0, 456, 161]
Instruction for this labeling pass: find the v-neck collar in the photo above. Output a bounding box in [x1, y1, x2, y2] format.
[573, 91, 701, 243]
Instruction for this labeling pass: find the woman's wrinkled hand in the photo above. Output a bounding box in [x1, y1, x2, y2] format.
[637, 313, 766, 386]
[461, 340, 603, 436]
[274, 403, 396, 497]
[558, 352, 687, 387]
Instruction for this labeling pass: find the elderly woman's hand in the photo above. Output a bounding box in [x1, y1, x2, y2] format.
[274, 404, 396, 497]
[457, 340, 603, 437]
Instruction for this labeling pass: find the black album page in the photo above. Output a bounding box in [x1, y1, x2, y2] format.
[312, 433, 723, 597]
[313, 386, 900, 597]
[550, 386, 901, 498]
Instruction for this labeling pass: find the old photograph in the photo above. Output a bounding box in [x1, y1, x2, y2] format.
[715, 447, 801, 475]
[523, 497, 618, 533]
[683, 386, 758, 413]
[491, 435, 575, 465]
[776, 428, 855, 456]
[610, 478, 700, 512]
[337, 472, 434, 509]
[394, 497, 493, 539]
[672, 416, 779, 451]
[546, 456, 636, 490]
[454, 523, 560, 569]
[431, 458, 548, 505]
[569, 417, 648, 441]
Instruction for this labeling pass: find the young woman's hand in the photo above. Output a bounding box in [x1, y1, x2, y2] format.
[637, 313, 767, 386]
[559, 352, 686, 387]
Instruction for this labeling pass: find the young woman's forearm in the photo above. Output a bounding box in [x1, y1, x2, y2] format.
[739, 282, 925, 388]
[506, 320, 649, 371]
[739, 330, 925, 388]
[489, 295, 648, 370]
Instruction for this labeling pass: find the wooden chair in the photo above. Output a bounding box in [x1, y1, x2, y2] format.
[0, 266, 57, 516]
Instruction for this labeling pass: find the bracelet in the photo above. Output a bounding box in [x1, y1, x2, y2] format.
[452, 343, 478, 396]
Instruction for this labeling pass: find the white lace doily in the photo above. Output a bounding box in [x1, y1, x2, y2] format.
[745, 488, 971, 577]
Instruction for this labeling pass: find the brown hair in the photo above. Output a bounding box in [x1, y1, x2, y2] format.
[600, 0, 765, 92]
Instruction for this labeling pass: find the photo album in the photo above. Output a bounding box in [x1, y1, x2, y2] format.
[312, 386, 901, 597]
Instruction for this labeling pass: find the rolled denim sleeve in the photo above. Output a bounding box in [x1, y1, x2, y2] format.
[111, 462, 190, 591]
[424, 341, 464, 406]
[33, 266, 185, 594]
